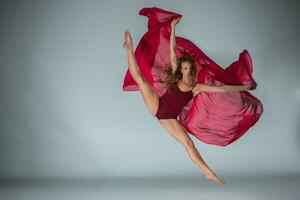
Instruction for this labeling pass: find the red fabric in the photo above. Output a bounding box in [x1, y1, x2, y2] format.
[122, 7, 264, 146]
[155, 84, 193, 119]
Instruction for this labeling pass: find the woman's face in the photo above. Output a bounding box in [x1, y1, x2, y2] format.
[181, 61, 192, 76]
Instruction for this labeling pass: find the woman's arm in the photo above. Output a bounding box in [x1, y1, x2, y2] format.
[192, 83, 251, 96]
[170, 17, 181, 73]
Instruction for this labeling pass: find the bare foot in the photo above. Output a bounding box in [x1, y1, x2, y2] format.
[123, 29, 133, 51]
[204, 171, 225, 185]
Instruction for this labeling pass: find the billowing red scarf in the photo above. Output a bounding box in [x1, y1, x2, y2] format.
[123, 7, 264, 146]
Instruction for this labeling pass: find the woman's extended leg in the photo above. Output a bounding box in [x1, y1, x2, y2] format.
[123, 30, 159, 116]
[158, 119, 225, 185]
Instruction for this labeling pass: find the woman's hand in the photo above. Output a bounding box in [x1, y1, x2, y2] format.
[171, 16, 181, 27]
[246, 82, 257, 90]
[123, 29, 133, 51]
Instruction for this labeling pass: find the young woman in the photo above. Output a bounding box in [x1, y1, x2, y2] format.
[122, 17, 255, 185]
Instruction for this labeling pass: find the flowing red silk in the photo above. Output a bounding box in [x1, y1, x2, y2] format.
[123, 7, 264, 146]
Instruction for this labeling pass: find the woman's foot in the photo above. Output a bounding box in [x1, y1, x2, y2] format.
[123, 29, 133, 51]
[204, 171, 225, 185]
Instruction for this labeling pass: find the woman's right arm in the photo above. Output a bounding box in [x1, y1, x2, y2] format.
[170, 17, 181, 73]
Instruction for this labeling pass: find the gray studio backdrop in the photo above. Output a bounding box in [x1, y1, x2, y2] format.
[0, 0, 299, 179]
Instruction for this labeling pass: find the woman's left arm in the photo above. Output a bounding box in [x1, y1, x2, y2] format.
[192, 83, 251, 96]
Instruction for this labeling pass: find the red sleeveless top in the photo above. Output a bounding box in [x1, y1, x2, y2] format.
[155, 83, 194, 120]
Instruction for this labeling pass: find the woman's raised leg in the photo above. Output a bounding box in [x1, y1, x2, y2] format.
[123, 30, 159, 116]
[158, 119, 225, 185]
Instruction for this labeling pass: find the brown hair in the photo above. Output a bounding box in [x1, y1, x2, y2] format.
[164, 54, 197, 91]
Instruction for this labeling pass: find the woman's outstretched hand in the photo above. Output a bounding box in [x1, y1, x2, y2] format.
[171, 16, 181, 27]
[245, 82, 257, 91]
[123, 29, 133, 51]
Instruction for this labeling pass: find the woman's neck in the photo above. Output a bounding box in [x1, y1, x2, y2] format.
[181, 76, 194, 86]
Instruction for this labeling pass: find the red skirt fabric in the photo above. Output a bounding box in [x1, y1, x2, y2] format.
[122, 7, 264, 146]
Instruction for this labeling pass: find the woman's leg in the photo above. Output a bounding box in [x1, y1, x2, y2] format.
[158, 119, 225, 185]
[123, 30, 159, 116]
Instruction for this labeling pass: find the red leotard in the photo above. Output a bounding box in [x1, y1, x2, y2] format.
[155, 83, 194, 120]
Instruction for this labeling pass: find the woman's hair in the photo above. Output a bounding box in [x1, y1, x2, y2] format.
[164, 54, 197, 91]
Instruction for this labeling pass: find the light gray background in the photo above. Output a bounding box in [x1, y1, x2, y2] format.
[1, 0, 300, 181]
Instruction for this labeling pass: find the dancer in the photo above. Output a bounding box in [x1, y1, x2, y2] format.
[122, 16, 255, 185]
